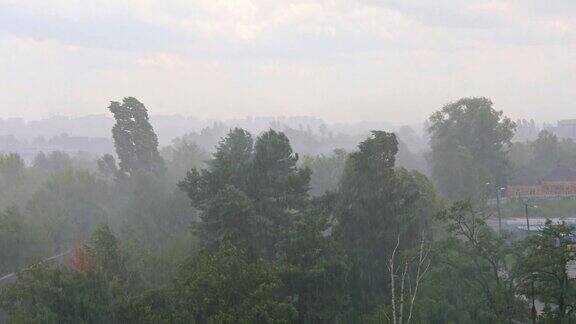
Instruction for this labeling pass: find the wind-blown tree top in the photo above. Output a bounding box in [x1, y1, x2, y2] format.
[337, 130, 437, 254]
[179, 128, 311, 259]
[108, 97, 164, 175]
[334, 130, 439, 317]
[249, 129, 310, 210]
[428, 97, 516, 200]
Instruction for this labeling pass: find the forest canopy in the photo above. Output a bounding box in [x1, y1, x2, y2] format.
[0, 97, 574, 324]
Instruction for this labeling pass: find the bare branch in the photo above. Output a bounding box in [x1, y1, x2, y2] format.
[407, 231, 432, 324]
[399, 260, 409, 324]
[389, 232, 401, 324]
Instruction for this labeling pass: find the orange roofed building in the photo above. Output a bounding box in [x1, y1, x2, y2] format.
[507, 166, 576, 199]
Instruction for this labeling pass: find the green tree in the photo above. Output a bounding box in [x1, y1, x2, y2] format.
[92, 224, 127, 282]
[248, 129, 310, 209]
[108, 97, 164, 175]
[416, 241, 506, 323]
[115, 290, 174, 324]
[0, 206, 43, 275]
[334, 131, 439, 318]
[0, 265, 114, 324]
[180, 128, 254, 204]
[26, 169, 112, 253]
[428, 97, 515, 201]
[278, 200, 350, 322]
[180, 128, 311, 259]
[515, 220, 576, 322]
[248, 129, 311, 259]
[173, 243, 297, 323]
[118, 172, 197, 288]
[430, 201, 527, 323]
[193, 185, 261, 256]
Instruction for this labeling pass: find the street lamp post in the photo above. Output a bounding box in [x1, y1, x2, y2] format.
[487, 182, 504, 235]
[496, 187, 505, 235]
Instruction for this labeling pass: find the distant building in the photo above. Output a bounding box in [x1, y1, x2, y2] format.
[553, 119, 576, 140]
[507, 165, 576, 199]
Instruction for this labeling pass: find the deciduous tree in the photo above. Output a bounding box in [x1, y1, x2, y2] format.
[428, 97, 515, 201]
[108, 97, 164, 175]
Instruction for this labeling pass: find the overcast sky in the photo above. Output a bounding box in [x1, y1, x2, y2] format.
[0, 0, 574, 124]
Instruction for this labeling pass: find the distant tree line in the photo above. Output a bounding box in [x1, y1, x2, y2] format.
[1, 97, 575, 323]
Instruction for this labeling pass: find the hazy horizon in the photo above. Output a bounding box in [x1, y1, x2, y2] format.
[2, 3, 576, 322]
[1, 1, 575, 124]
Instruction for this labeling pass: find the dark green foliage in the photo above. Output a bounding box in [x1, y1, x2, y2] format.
[0, 265, 114, 324]
[0, 206, 43, 275]
[178, 128, 361, 322]
[5, 104, 573, 324]
[118, 172, 198, 288]
[428, 97, 516, 201]
[179, 128, 254, 205]
[249, 129, 311, 209]
[26, 169, 112, 253]
[249, 130, 312, 258]
[336, 131, 399, 252]
[278, 205, 350, 322]
[211, 128, 254, 191]
[109, 97, 164, 175]
[514, 221, 576, 322]
[430, 201, 528, 323]
[197, 185, 260, 255]
[334, 130, 440, 317]
[173, 243, 297, 323]
[180, 128, 311, 259]
[416, 243, 504, 323]
[0, 207, 27, 274]
[92, 224, 127, 282]
[508, 130, 576, 185]
[115, 290, 174, 324]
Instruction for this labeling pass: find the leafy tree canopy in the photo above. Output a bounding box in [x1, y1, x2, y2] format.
[428, 97, 515, 201]
[108, 97, 164, 175]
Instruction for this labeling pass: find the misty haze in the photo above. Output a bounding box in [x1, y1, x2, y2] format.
[1, 1, 576, 324]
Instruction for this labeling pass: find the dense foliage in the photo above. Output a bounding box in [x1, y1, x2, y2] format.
[428, 97, 516, 202]
[0, 96, 572, 323]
